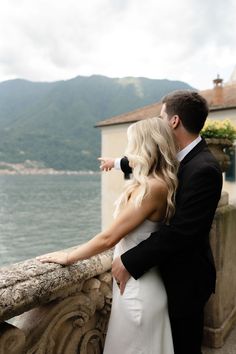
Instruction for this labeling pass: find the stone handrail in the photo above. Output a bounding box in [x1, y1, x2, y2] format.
[0, 249, 113, 354]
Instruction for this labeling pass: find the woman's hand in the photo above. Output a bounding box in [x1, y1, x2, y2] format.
[36, 251, 69, 265]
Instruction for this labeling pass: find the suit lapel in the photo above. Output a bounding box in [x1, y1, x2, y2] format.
[180, 139, 207, 165]
[177, 138, 208, 177]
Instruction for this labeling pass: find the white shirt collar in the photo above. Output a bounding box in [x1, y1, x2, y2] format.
[176, 135, 202, 162]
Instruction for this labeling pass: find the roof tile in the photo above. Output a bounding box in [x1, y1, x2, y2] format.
[97, 83, 236, 127]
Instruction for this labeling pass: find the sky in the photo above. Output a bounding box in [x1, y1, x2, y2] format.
[0, 0, 236, 90]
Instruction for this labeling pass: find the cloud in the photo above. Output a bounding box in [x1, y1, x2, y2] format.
[0, 0, 235, 89]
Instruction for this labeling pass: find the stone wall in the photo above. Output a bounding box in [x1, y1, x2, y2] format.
[204, 193, 236, 348]
[0, 250, 113, 354]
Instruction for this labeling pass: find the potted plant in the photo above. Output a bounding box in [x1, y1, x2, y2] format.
[201, 119, 236, 172]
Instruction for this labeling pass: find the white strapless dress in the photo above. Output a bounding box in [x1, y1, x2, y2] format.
[103, 219, 174, 354]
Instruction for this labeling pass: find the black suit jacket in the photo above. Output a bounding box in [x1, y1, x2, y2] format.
[120, 139, 222, 318]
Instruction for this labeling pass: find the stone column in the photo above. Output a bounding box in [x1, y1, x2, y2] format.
[204, 192, 236, 348]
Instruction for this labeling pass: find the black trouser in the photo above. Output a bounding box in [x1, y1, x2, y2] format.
[170, 311, 204, 354]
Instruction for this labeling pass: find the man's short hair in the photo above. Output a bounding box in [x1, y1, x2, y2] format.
[162, 90, 209, 134]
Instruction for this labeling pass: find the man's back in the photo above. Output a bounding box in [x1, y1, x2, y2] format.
[160, 139, 222, 317]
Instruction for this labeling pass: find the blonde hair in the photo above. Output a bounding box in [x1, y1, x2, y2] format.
[114, 117, 179, 222]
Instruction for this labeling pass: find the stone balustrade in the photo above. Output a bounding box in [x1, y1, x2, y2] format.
[0, 249, 113, 354]
[0, 192, 235, 353]
[204, 192, 236, 348]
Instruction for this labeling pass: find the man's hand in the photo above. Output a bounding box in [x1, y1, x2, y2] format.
[112, 256, 131, 295]
[98, 157, 115, 171]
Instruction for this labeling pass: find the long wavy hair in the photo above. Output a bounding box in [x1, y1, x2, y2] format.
[114, 117, 179, 223]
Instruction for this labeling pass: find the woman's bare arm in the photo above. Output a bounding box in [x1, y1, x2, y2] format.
[36, 180, 167, 265]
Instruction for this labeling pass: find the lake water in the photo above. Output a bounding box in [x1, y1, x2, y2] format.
[0, 174, 101, 267]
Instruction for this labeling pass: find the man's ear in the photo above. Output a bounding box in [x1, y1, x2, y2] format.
[170, 115, 180, 129]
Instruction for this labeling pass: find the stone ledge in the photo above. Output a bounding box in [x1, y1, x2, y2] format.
[0, 249, 113, 323]
[0, 271, 113, 354]
[204, 306, 236, 348]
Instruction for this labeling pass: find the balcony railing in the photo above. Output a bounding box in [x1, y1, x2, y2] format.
[0, 249, 113, 354]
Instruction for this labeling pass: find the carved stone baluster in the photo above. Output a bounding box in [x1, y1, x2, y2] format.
[12, 271, 112, 354]
[0, 322, 26, 354]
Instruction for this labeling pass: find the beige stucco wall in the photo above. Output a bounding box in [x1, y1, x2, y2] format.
[224, 180, 236, 204]
[100, 124, 129, 229]
[208, 108, 236, 122]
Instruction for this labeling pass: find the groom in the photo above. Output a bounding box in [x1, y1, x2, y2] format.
[100, 90, 223, 354]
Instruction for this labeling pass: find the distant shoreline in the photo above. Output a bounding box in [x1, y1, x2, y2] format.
[0, 169, 100, 176]
[0, 161, 101, 175]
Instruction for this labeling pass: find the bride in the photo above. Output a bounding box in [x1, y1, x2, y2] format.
[37, 117, 179, 354]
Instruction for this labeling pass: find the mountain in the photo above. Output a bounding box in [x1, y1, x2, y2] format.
[0, 75, 193, 170]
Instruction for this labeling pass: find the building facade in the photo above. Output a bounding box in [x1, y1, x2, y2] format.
[97, 75, 236, 228]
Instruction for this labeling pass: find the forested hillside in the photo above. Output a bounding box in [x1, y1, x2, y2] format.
[0, 75, 193, 170]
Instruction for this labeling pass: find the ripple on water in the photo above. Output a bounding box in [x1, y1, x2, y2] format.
[0, 174, 101, 267]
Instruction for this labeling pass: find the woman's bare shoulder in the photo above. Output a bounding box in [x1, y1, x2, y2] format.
[147, 177, 168, 196]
